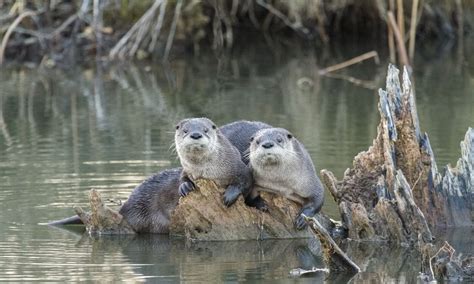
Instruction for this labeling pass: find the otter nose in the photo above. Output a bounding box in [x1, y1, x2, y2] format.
[190, 132, 203, 140]
[262, 141, 274, 149]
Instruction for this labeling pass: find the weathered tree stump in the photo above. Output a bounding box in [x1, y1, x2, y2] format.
[168, 179, 329, 241]
[321, 65, 473, 245]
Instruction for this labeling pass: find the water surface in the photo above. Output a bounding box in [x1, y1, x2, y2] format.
[0, 42, 472, 282]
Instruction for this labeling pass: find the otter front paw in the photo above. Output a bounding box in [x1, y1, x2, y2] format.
[179, 181, 195, 197]
[223, 186, 241, 207]
[295, 214, 308, 230]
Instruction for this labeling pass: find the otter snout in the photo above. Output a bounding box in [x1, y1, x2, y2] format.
[249, 128, 296, 168]
[261, 141, 274, 149]
[250, 144, 282, 166]
[190, 132, 203, 140]
[180, 130, 210, 154]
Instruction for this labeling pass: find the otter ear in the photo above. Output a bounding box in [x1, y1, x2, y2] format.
[287, 133, 293, 139]
[250, 136, 254, 142]
[175, 124, 180, 130]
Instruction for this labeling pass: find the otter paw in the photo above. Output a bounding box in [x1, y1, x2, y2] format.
[295, 214, 308, 230]
[179, 181, 195, 197]
[223, 187, 241, 207]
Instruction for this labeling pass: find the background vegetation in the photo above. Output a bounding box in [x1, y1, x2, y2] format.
[0, 0, 471, 66]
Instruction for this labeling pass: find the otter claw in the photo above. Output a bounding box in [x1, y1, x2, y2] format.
[179, 181, 195, 197]
[223, 187, 241, 207]
[295, 214, 308, 230]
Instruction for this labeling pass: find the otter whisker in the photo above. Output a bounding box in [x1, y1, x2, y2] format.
[284, 149, 301, 159]
[243, 148, 250, 155]
[243, 150, 251, 159]
[169, 142, 178, 154]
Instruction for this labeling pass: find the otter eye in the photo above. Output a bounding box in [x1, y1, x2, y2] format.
[183, 129, 188, 134]
[287, 134, 293, 139]
[277, 137, 283, 143]
[204, 128, 209, 133]
[256, 140, 260, 145]
[176, 125, 180, 130]
[212, 125, 217, 129]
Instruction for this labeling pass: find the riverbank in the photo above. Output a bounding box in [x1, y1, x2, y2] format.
[1, 0, 472, 66]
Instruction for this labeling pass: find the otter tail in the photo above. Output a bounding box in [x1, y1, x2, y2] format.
[48, 215, 83, 226]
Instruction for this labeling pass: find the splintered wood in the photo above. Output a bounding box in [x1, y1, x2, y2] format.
[320, 65, 473, 245]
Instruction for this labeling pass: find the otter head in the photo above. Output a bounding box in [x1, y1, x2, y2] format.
[249, 128, 296, 168]
[174, 118, 218, 164]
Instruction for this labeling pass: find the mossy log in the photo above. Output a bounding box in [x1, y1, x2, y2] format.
[321, 64, 473, 245]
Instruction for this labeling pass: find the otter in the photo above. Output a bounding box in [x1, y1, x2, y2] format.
[48, 168, 182, 233]
[221, 121, 324, 230]
[174, 118, 253, 207]
[248, 127, 324, 230]
[49, 118, 264, 231]
[220, 120, 272, 164]
[51, 120, 323, 232]
[117, 168, 181, 233]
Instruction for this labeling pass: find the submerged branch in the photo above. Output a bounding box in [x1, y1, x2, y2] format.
[319, 51, 380, 74]
[304, 214, 360, 274]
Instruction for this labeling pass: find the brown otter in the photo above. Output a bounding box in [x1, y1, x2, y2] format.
[248, 127, 324, 230]
[174, 118, 253, 207]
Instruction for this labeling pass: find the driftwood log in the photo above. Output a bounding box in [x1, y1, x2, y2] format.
[169, 179, 329, 240]
[74, 189, 135, 235]
[75, 181, 335, 241]
[76, 181, 359, 272]
[321, 65, 473, 245]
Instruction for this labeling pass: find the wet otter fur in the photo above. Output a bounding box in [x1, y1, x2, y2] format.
[118, 168, 181, 233]
[249, 127, 324, 230]
[174, 118, 253, 207]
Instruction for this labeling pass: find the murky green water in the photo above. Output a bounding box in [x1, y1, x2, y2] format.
[0, 42, 472, 282]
